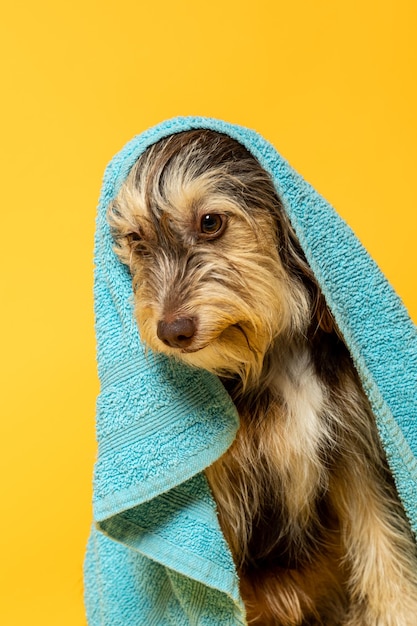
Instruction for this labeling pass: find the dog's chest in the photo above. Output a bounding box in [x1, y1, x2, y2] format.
[211, 354, 337, 571]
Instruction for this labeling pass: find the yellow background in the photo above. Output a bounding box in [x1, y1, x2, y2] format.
[1, 1, 416, 624]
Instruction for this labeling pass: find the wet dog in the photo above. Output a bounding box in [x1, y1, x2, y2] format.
[108, 129, 417, 625]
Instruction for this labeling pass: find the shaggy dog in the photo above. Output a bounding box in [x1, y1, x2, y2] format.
[108, 130, 417, 625]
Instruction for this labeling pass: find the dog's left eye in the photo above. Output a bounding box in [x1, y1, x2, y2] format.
[199, 214, 226, 238]
[126, 232, 142, 245]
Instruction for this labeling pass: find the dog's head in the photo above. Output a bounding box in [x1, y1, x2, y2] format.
[109, 130, 323, 386]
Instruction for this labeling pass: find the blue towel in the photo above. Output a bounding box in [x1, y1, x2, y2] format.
[84, 116, 417, 625]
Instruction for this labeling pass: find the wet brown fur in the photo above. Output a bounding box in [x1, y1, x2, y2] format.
[108, 130, 417, 625]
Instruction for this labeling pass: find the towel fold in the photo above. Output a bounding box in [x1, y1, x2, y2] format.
[85, 116, 417, 625]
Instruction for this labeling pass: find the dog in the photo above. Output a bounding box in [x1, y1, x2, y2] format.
[108, 129, 417, 625]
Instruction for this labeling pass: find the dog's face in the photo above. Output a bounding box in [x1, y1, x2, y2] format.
[109, 131, 311, 385]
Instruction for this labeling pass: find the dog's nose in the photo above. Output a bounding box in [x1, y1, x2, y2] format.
[157, 317, 196, 349]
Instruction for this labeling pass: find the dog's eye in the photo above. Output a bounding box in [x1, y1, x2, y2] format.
[199, 214, 225, 238]
[127, 231, 142, 244]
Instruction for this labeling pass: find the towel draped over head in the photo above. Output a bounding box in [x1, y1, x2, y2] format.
[84, 116, 417, 626]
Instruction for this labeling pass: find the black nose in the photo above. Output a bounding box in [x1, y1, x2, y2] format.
[157, 317, 196, 349]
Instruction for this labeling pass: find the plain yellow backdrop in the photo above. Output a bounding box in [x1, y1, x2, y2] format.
[1, 1, 416, 624]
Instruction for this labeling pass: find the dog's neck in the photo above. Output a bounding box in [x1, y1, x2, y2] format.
[228, 322, 350, 403]
[225, 331, 321, 406]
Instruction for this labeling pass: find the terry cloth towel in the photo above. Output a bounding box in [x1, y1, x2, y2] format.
[84, 116, 417, 626]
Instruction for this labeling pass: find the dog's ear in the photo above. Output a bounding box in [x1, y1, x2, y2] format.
[273, 208, 343, 339]
[312, 290, 348, 343]
[314, 293, 336, 334]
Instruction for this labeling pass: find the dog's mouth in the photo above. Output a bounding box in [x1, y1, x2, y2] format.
[155, 316, 248, 352]
[150, 319, 266, 383]
[171, 323, 249, 354]
[180, 345, 207, 354]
